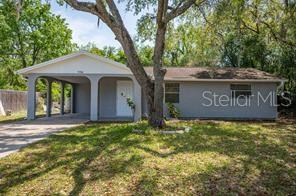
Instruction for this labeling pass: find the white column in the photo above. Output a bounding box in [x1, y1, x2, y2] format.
[132, 77, 142, 121]
[46, 79, 52, 117]
[27, 75, 38, 120]
[60, 82, 65, 115]
[71, 84, 75, 114]
[88, 76, 101, 121]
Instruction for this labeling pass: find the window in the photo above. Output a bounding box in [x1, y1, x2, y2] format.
[165, 83, 180, 103]
[231, 84, 252, 98]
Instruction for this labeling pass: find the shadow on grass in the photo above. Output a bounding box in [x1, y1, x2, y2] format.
[0, 123, 144, 194]
[0, 121, 294, 195]
[141, 121, 295, 194]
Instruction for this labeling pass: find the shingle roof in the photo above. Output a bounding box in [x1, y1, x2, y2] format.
[144, 67, 283, 81]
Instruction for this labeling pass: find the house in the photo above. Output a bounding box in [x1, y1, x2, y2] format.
[17, 51, 285, 121]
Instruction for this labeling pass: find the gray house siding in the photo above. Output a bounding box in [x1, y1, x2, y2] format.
[99, 77, 132, 118]
[74, 80, 278, 120]
[168, 82, 277, 119]
[99, 78, 117, 117]
[74, 82, 91, 114]
[142, 82, 278, 120]
[74, 77, 132, 118]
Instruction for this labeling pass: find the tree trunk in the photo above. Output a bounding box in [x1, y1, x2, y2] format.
[149, 74, 165, 128]
[150, 23, 167, 128]
[112, 26, 164, 128]
[111, 4, 167, 128]
[64, 0, 199, 128]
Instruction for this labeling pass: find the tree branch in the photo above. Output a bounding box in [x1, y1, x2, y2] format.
[64, 0, 98, 15]
[260, 20, 295, 48]
[241, 20, 259, 34]
[105, 0, 124, 25]
[94, 0, 117, 27]
[164, 0, 206, 23]
[153, 0, 169, 78]
[65, 0, 117, 32]
[156, 0, 168, 24]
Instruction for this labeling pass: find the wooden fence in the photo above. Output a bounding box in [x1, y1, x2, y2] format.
[0, 89, 40, 116]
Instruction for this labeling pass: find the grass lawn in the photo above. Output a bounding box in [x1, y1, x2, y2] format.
[0, 120, 295, 195]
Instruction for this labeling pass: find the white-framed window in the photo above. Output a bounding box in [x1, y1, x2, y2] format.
[165, 83, 180, 103]
[231, 84, 252, 98]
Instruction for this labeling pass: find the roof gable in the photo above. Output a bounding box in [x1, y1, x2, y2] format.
[17, 51, 131, 75]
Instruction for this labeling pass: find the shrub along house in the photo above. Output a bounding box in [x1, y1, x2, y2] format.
[17, 51, 285, 121]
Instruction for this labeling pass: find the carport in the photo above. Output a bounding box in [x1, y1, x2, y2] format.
[16, 51, 142, 122]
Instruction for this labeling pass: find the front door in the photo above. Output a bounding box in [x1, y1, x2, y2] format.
[116, 80, 133, 117]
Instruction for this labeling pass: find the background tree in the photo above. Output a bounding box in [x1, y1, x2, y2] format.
[136, 0, 295, 97]
[80, 43, 127, 64]
[0, 0, 75, 90]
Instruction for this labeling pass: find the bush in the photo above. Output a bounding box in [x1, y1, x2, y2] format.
[166, 102, 180, 118]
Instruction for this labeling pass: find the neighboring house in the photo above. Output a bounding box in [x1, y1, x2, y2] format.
[17, 51, 285, 121]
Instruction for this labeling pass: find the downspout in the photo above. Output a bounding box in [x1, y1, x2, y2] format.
[275, 80, 286, 119]
[277, 80, 286, 94]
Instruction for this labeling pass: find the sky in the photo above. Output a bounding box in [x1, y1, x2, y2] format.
[50, 1, 141, 49]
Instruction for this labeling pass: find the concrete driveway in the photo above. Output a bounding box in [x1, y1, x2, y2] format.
[0, 114, 88, 158]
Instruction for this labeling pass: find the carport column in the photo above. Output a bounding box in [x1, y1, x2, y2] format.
[70, 84, 75, 114]
[46, 79, 52, 117]
[88, 75, 101, 121]
[27, 75, 38, 120]
[60, 82, 65, 115]
[131, 77, 142, 121]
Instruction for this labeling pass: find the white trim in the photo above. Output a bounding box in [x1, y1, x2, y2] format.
[230, 83, 253, 99]
[16, 51, 130, 74]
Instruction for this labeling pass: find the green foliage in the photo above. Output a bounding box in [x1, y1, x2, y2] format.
[0, 0, 75, 90]
[221, 34, 268, 69]
[51, 81, 61, 102]
[137, 46, 153, 66]
[120, 92, 136, 111]
[126, 97, 136, 110]
[80, 43, 127, 64]
[136, 13, 156, 43]
[166, 102, 180, 118]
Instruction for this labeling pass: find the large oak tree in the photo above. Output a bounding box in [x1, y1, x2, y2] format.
[64, 0, 205, 127]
